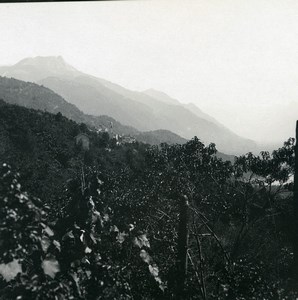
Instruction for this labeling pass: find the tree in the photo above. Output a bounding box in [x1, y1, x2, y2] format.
[293, 122, 298, 282]
[142, 137, 234, 298]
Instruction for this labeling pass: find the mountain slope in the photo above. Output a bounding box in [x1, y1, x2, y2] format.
[98, 82, 248, 152]
[0, 76, 137, 136]
[38, 76, 159, 132]
[0, 56, 257, 154]
[0, 76, 186, 145]
[142, 90, 222, 126]
[0, 76, 84, 122]
[143, 89, 180, 105]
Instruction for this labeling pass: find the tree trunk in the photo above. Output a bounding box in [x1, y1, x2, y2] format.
[176, 195, 189, 299]
[293, 120, 298, 281]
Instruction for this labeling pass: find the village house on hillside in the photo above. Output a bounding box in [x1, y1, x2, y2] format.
[121, 135, 136, 144]
[113, 133, 136, 145]
[75, 133, 90, 150]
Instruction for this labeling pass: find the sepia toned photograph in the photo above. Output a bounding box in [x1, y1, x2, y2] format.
[0, 0, 298, 298]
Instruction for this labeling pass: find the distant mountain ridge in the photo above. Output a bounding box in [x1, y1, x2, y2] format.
[0, 56, 257, 154]
[143, 89, 180, 105]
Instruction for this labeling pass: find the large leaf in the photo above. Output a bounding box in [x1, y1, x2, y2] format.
[0, 259, 22, 281]
[41, 258, 60, 278]
[134, 234, 150, 248]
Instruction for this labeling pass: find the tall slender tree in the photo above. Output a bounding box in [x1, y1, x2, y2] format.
[293, 121, 298, 281]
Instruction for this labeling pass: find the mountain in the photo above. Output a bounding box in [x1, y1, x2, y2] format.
[0, 76, 235, 162]
[0, 76, 136, 136]
[0, 76, 185, 145]
[38, 76, 158, 132]
[0, 56, 257, 154]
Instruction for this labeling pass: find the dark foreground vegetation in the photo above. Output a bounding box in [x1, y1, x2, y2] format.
[0, 101, 297, 299]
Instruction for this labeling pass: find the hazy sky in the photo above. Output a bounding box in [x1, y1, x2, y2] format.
[0, 0, 298, 143]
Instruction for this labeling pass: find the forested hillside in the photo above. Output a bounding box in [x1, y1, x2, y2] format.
[0, 101, 148, 207]
[0, 99, 297, 299]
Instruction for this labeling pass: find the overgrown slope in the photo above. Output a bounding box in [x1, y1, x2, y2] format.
[0, 100, 148, 206]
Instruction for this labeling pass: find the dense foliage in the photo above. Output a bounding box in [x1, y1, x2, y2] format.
[0, 102, 297, 299]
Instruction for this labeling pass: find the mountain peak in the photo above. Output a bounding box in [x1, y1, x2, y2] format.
[0, 56, 82, 82]
[16, 56, 69, 68]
